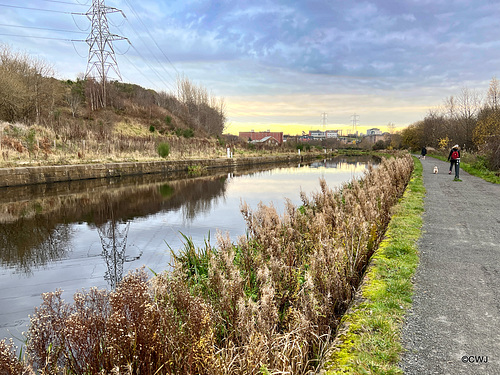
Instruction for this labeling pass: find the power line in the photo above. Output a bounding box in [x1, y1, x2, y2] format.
[1, 0, 177, 94]
[72, 12, 91, 32]
[120, 53, 163, 92]
[0, 23, 87, 35]
[0, 3, 84, 15]
[39, 0, 87, 5]
[123, 0, 179, 75]
[0, 32, 84, 42]
[114, 21, 176, 91]
[128, 43, 175, 91]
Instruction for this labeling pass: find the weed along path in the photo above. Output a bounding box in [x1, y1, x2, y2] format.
[401, 156, 500, 374]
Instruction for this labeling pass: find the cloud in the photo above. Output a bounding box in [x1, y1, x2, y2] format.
[2, 0, 499, 131]
[116, 0, 500, 89]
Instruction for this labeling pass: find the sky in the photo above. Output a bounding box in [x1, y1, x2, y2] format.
[1, 0, 500, 135]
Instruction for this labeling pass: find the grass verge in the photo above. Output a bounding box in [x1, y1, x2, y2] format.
[324, 156, 425, 374]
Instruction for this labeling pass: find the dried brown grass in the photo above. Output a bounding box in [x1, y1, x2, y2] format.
[0, 121, 225, 167]
[1, 154, 413, 374]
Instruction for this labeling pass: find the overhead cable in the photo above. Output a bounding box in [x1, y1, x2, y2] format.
[123, 0, 179, 75]
[0, 23, 87, 35]
[0, 32, 84, 42]
[39, 0, 87, 5]
[0, 3, 85, 15]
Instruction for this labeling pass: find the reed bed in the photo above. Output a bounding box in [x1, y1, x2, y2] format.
[1, 154, 413, 374]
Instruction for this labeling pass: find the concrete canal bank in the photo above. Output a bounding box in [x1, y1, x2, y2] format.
[0, 154, 319, 187]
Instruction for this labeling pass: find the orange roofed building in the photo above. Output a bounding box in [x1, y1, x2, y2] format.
[239, 130, 283, 145]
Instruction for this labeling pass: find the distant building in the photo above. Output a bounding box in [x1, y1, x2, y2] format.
[325, 130, 339, 139]
[309, 130, 339, 140]
[309, 130, 325, 139]
[366, 128, 383, 136]
[239, 130, 283, 145]
[250, 136, 280, 146]
[364, 131, 390, 144]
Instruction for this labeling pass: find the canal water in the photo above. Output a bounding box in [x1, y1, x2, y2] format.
[0, 155, 376, 345]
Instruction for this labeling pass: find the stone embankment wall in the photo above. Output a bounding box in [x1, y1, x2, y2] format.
[0, 154, 316, 187]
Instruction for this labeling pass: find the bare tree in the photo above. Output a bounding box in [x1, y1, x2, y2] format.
[66, 91, 81, 117]
[486, 77, 500, 111]
[0, 45, 57, 124]
[456, 87, 482, 148]
[442, 88, 482, 148]
[175, 75, 226, 136]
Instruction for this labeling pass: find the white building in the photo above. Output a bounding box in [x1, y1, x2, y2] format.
[309, 130, 325, 139]
[309, 130, 339, 140]
[325, 130, 339, 138]
[366, 128, 383, 136]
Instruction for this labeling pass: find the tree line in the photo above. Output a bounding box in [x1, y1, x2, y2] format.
[0, 45, 226, 137]
[401, 77, 500, 169]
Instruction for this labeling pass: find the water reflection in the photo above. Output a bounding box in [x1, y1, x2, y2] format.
[0, 173, 231, 274]
[0, 217, 71, 274]
[0, 156, 375, 276]
[97, 208, 133, 290]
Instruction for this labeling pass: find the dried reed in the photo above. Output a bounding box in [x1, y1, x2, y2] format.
[2, 154, 413, 374]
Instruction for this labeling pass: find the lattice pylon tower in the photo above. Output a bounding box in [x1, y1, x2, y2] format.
[98, 219, 130, 290]
[85, 0, 126, 107]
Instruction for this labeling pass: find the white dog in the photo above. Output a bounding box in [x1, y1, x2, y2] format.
[433, 166, 439, 174]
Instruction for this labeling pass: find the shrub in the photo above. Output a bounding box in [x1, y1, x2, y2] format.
[149, 124, 155, 132]
[183, 128, 195, 138]
[157, 142, 170, 158]
[485, 135, 500, 170]
[373, 139, 387, 150]
[25, 269, 216, 374]
[217, 135, 225, 147]
[175, 127, 195, 138]
[0, 339, 33, 375]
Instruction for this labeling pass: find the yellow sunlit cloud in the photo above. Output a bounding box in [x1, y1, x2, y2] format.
[224, 93, 429, 135]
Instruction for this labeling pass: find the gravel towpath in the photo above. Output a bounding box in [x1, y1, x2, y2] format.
[400, 157, 500, 374]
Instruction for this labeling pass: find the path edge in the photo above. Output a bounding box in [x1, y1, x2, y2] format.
[321, 156, 425, 374]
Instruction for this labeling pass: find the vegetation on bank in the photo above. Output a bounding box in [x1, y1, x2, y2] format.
[325, 156, 424, 374]
[0, 44, 228, 166]
[0, 154, 413, 374]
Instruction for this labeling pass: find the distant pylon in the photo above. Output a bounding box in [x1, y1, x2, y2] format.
[351, 113, 359, 134]
[85, 0, 127, 108]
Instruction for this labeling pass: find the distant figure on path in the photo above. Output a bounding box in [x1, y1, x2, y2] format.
[420, 146, 427, 160]
[447, 144, 461, 180]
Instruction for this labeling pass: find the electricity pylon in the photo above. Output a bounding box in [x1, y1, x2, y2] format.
[98, 218, 130, 290]
[351, 113, 359, 134]
[85, 0, 127, 108]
